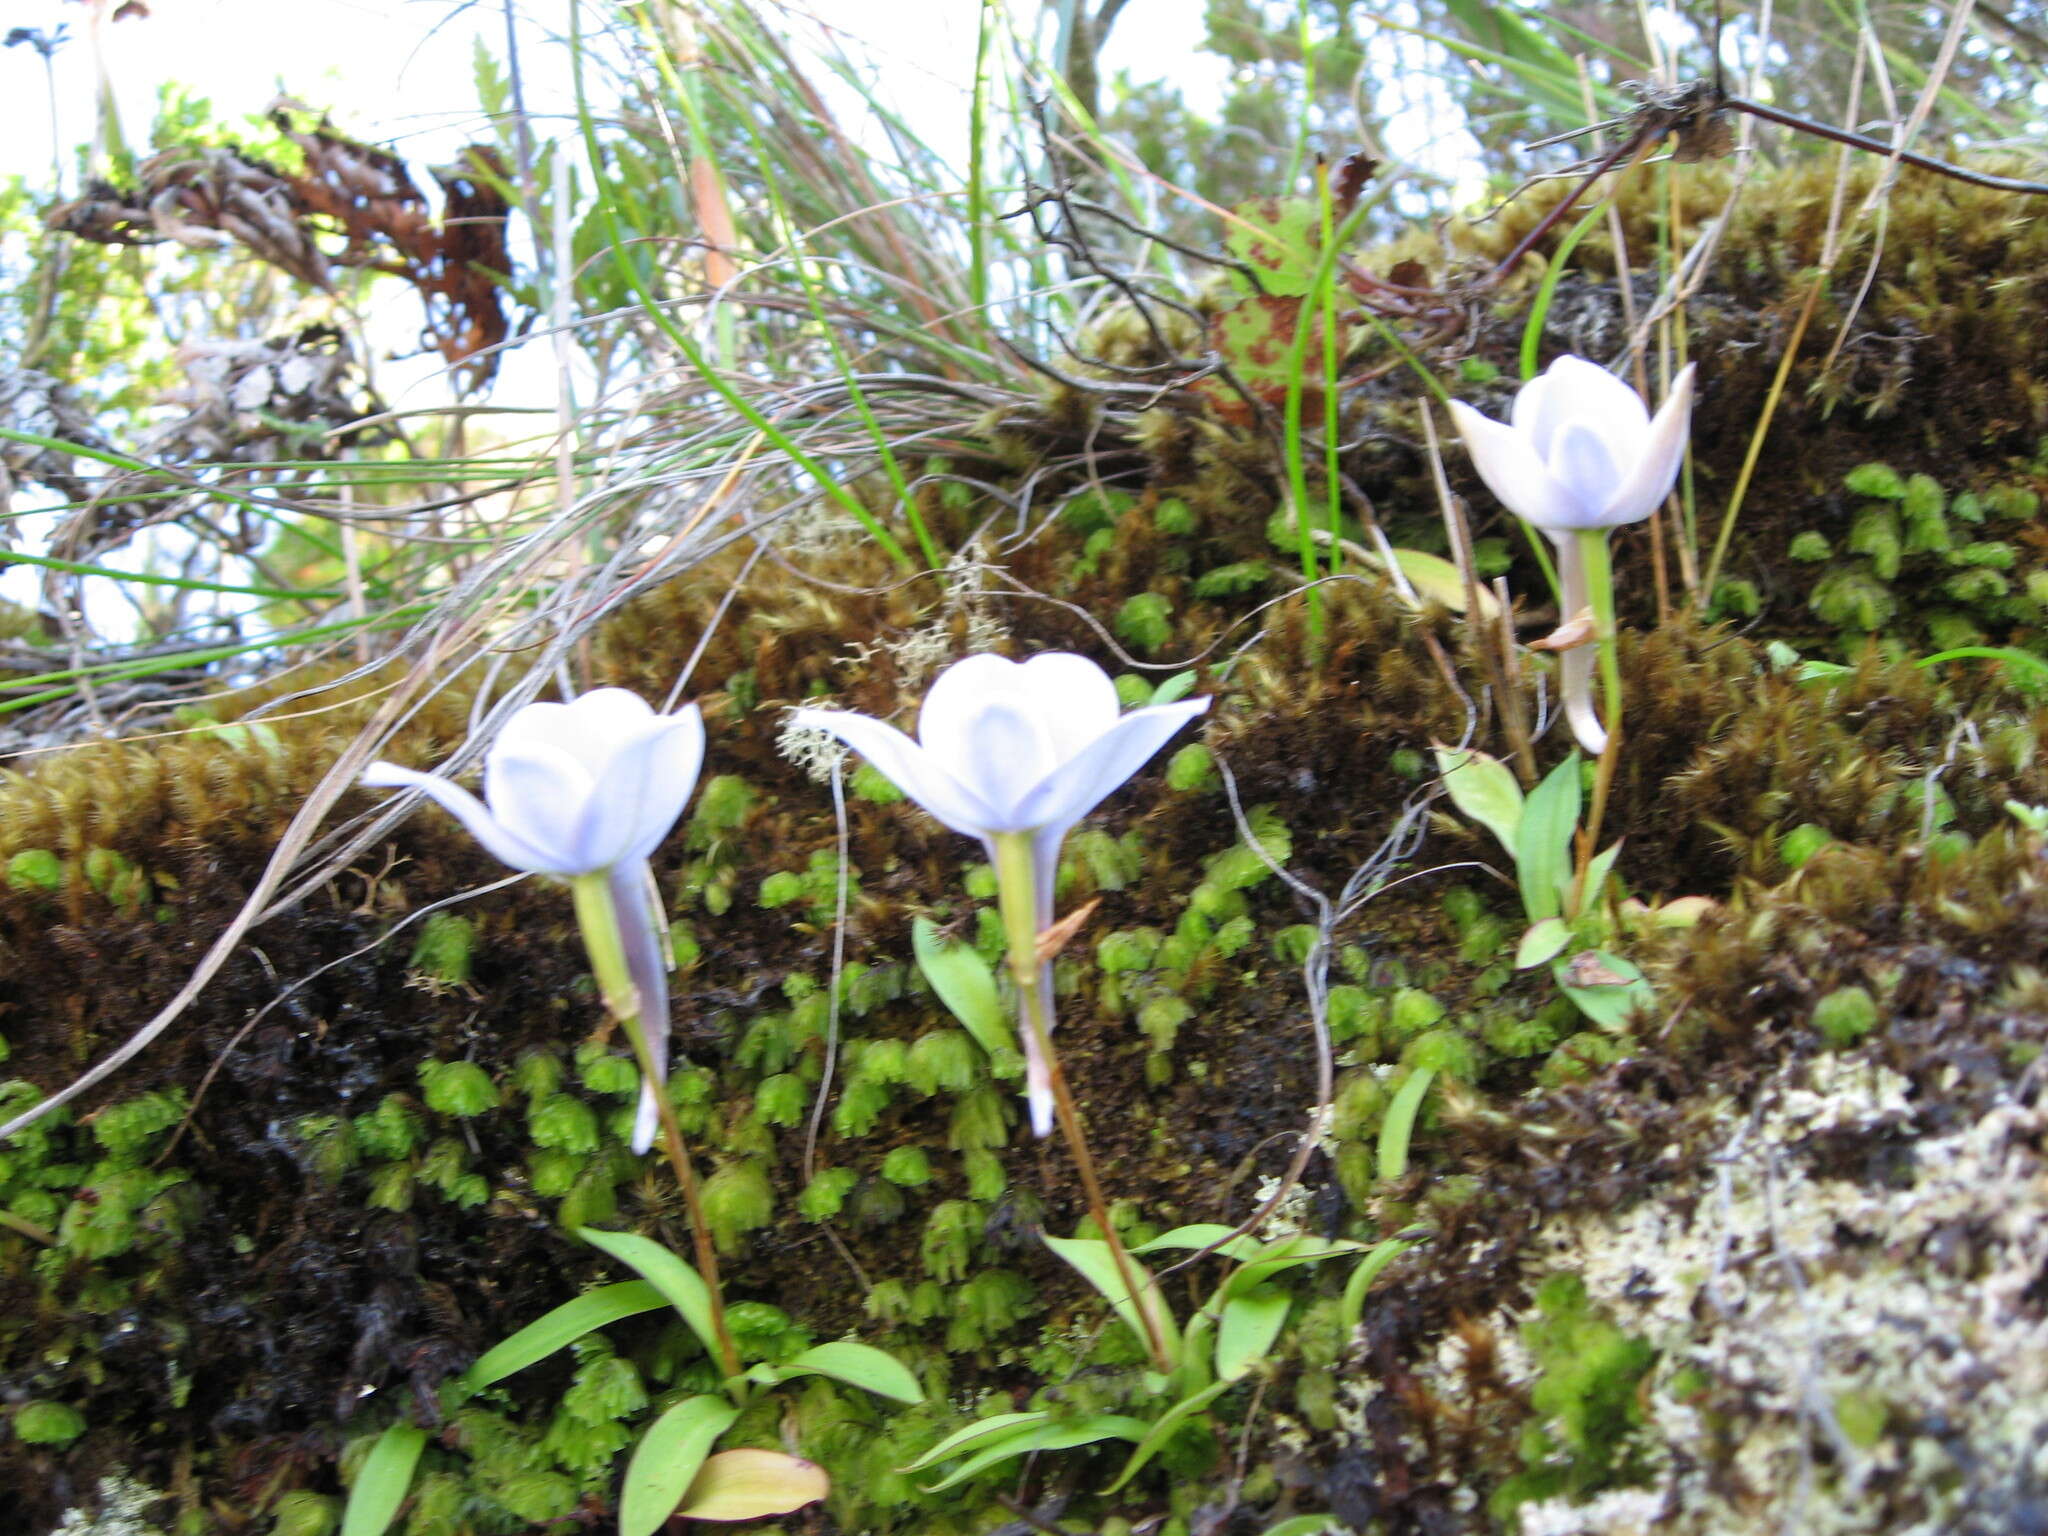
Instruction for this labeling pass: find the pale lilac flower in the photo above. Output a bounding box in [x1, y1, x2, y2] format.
[364, 688, 703, 1151]
[1449, 357, 1695, 754]
[1447, 355, 1695, 534]
[794, 653, 1209, 1133]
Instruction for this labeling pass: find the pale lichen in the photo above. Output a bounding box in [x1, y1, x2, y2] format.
[1512, 1051, 2048, 1535]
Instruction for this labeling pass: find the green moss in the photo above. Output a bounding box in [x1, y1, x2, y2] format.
[92, 1089, 187, 1160]
[561, 1351, 649, 1423]
[759, 870, 806, 908]
[1403, 1028, 1481, 1082]
[946, 1087, 1011, 1151]
[13, 1400, 85, 1445]
[528, 1094, 601, 1154]
[1539, 1031, 1626, 1088]
[418, 1059, 501, 1118]
[1490, 1273, 1656, 1520]
[833, 1077, 892, 1138]
[906, 1030, 979, 1096]
[948, 1268, 1035, 1347]
[701, 1159, 775, 1251]
[1164, 742, 1218, 792]
[1812, 985, 1880, 1048]
[1386, 987, 1447, 1043]
[851, 761, 905, 804]
[921, 1199, 984, 1283]
[575, 1041, 641, 1099]
[796, 1166, 857, 1220]
[1843, 461, 1905, 499]
[5, 849, 61, 892]
[407, 911, 475, 988]
[1114, 592, 1174, 655]
[270, 1490, 341, 1536]
[1779, 822, 1834, 870]
[755, 1072, 807, 1128]
[1846, 507, 1902, 580]
[689, 773, 757, 836]
[960, 1147, 1006, 1200]
[1787, 531, 1832, 562]
[882, 1145, 934, 1187]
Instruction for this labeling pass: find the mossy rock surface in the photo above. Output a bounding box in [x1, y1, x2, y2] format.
[10, 162, 2048, 1534]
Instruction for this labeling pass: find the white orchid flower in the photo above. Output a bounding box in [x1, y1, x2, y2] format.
[1448, 356, 1695, 756]
[793, 652, 1209, 1135]
[1446, 355, 1694, 535]
[364, 688, 704, 1153]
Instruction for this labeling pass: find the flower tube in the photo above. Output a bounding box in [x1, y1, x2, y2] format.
[363, 687, 704, 1153]
[793, 653, 1209, 1136]
[1448, 355, 1695, 754]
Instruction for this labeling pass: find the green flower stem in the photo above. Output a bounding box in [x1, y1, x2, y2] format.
[1574, 528, 1624, 912]
[992, 833, 1173, 1374]
[570, 872, 741, 1382]
[0, 1209, 56, 1246]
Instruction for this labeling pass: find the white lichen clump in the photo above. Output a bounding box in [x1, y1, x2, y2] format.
[1511, 1051, 2048, 1535]
[49, 1475, 167, 1536]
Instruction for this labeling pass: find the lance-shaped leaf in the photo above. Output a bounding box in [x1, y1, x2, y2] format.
[619, 1396, 739, 1536]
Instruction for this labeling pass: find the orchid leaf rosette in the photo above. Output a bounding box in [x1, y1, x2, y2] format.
[794, 653, 1210, 1136]
[362, 687, 705, 1153]
[1448, 354, 1695, 754]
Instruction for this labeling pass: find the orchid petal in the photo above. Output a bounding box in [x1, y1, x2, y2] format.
[1600, 363, 1695, 527]
[791, 708, 999, 839]
[1547, 422, 1624, 524]
[1537, 355, 1649, 440]
[485, 742, 602, 873]
[496, 688, 656, 779]
[1011, 653, 1122, 762]
[577, 707, 706, 869]
[1011, 696, 1211, 835]
[1447, 401, 1586, 531]
[611, 858, 671, 1155]
[361, 761, 557, 874]
[1547, 533, 1607, 755]
[1024, 823, 1065, 1137]
[935, 700, 1058, 830]
[917, 653, 1026, 747]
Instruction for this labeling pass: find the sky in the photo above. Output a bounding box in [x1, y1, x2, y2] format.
[0, 0, 1226, 407]
[0, 0, 1238, 633]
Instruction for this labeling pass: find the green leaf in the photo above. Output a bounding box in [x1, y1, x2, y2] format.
[1131, 1223, 1263, 1262]
[619, 1396, 739, 1536]
[676, 1448, 829, 1521]
[1338, 1236, 1417, 1336]
[1376, 548, 1501, 620]
[1378, 1068, 1437, 1183]
[1515, 754, 1580, 923]
[1221, 1235, 1365, 1297]
[1216, 1285, 1291, 1382]
[575, 1229, 720, 1364]
[899, 1411, 1052, 1474]
[1579, 840, 1624, 918]
[1555, 950, 1655, 1032]
[912, 918, 1017, 1061]
[1262, 1518, 1342, 1536]
[1042, 1234, 1179, 1366]
[1514, 916, 1570, 970]
[1433, 746, 1523, 856]
[1102, 1381, 1231, 1493]
[1150, 670, 1199, 705]
[1223, 196, 1320, 295]
[921, 1415, 1150, 1493]
[462, 1281, 665, 1390]
[775, 1341, 924, 1404]
[342, 1422, 427, 1536]
[1919, 645, 2048, 688]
